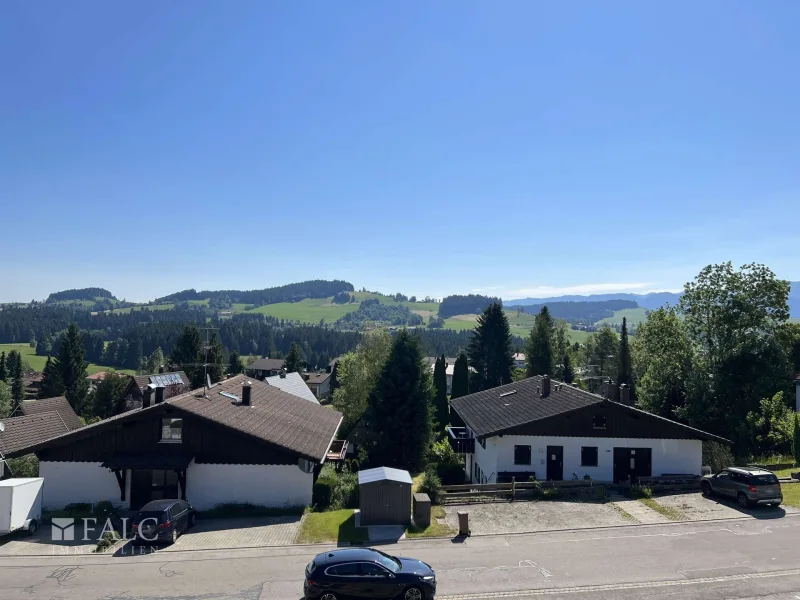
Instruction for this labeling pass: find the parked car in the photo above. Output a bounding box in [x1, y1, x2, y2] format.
[131, 499, 195, 544]
[701, 467, 783, 508]
[304, 547, 436, 600]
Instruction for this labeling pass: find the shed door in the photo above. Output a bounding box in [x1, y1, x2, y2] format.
[613, 448, 652, 483]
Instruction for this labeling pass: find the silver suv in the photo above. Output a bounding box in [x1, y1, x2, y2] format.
[701, 467, 782, 508]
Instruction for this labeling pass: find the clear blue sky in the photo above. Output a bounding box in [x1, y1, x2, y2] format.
[2, 1, 799, 302]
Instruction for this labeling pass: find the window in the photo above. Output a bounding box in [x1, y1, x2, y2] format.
[593, 414, 607, 429]
[514, 445, 532, 465]
[581, 447, 599, 467]
[360, 563, 389, 577]
[332, 563, 360, 576]
[160, 417, 183, 442]
[751, 474, 779, 486]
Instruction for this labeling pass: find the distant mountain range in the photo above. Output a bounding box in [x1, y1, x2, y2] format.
[506, 282, 800, 316]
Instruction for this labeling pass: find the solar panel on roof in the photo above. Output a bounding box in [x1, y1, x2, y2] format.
[170, 373, 183, 385]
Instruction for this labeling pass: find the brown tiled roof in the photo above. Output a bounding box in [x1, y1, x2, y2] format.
[246, 358, 285, 372]
[305, 372, 331, 385]
[450, 375, 728, 443]
[132, 371, 190, 390]
[169, 375, 342, 461]
[20, 396, 83, 430]
[8, 375, 343, 463]
[0, 412, 71, 456]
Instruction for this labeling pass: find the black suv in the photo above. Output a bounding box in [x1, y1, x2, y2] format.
[131, 499, 195, 544]
[304, 548, 436, 600]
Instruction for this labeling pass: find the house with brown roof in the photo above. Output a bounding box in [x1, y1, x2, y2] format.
[449, 375, 729, 485]
[0, 410, 75, 478]
[304, 372, 332, 400]
[3, 375, 344, 511]
[17, 396, 84, 431]
[120, 371, 192, 411]
[245, 358, 286, 380]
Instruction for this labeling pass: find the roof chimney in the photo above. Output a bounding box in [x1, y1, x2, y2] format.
[155, 386, 165, 404]
[242, 381, 252, 406]
[541, 375, 551, 397]
[619, 383, 631, 405]
[143, 387, 153, 409]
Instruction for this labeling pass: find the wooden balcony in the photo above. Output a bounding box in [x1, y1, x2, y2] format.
[447, 426, 475, 454]
[326, 440, 349, 462]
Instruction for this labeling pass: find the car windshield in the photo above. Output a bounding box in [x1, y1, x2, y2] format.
[751, 474, 779, 485]
[374, 550, 401, 573]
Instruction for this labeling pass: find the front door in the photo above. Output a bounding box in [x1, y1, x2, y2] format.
[546, 446, 563, 481]
[613, 448, 653, 483]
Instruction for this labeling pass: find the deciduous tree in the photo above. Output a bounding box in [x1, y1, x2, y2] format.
[433, 355, 449, 429]
[745, 392, 793, 457]
[332, 331, 392, 435]
[144, 347, 165, 375]
[468, 303, 514, 391]
[364, 330, 433, 471]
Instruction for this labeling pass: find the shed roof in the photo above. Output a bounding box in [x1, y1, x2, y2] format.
[358, 466, 413, 485]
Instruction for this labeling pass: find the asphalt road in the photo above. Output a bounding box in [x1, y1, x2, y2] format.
[2, 516, 800, 600]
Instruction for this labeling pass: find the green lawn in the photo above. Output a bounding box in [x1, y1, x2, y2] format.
[0, 343, 135, 376]
[783, 483, 800, 509]
[405, 506, 455, 538]
[109, 303, 174, 314]
[596, 308, 649, 327]
[296, 509, 368, 544]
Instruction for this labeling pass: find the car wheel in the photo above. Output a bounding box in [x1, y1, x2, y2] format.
[319, 593, 338, 600]
[27, 519, 38, 537]
[701, 482, 713, 497]
[737, 493, 751, 509]
[404, 586, 424, 600]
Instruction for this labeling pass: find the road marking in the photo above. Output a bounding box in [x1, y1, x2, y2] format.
[519, 560, 553, 579]
[438, 567, 800, 598]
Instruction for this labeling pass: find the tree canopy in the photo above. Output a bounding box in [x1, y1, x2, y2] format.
[468, 303, 514, 391]
[450, 352, 470, 399]
[525, 307, 554, 377]
[53, 324, 89, 414]
[284, 342, 303, 373]
[364, 329, 434, 472]
[433, 355, 449, 429]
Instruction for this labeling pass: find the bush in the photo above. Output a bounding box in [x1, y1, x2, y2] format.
[313, 479, 333, 509]
[703, 441, 734, 473]
[541, 487, 561, 500]
[418, 469, 443, 504]
[329, 471, 359, 510]
[436, 462, 466, 485]
[628, 484, 653, 499]
[93, 501, 115, 518]
[94, 531, 118, 553]
[428, 439, 466, 485]
[594, 486, 608, 502]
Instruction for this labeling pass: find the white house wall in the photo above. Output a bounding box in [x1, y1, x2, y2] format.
[473, 436, 702, 482]
[185, 462, 312, 510]
[39, 461, 127, 510]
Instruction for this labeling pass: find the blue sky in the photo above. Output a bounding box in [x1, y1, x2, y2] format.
[2, 1, 799, 302]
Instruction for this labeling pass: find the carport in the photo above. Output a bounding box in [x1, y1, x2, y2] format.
[358, 467, 412, 526]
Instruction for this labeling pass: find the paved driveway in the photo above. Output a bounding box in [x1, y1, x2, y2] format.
[114, 515, 303, 555]
[0, 522, 103, 557]
[656, 492, 800, 520]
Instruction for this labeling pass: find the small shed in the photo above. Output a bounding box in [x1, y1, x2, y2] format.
[358, 467, 413, 526]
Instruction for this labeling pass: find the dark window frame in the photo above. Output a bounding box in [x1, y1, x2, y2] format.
[160, 417, 183, 443]
[592, 414, 607, 429]
[514, 445, 532, 465]
[581, 446, 599, 467]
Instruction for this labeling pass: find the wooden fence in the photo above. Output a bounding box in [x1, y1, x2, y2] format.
[441, 479, 612, 503]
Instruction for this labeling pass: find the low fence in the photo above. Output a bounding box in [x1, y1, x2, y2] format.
[441, 479, 612, 503]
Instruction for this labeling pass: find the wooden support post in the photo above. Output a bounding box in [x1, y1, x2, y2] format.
[113, 469, 126, 501]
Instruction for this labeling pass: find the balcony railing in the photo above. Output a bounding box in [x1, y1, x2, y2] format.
[446, 426, 475, 454]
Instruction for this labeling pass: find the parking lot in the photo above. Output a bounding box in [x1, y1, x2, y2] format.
[444, 491, 800, 536]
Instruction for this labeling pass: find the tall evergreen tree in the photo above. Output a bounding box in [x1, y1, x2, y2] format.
[53, 323, 89, 413]
[617, 317, 633, 387]
[364, 330, 433, 471]
[206, 334, 224, 384]
[450, 352, 470, 399]
[525, 307, 555, 377]
[0, 351, 6, 382]
[0, 381, 11, 418]
[467, 303, 514, 391]
[39, 356, 64, 398]
[5, 351, 19, 380]
[284, 342, 303, 373]
[432, 354, 449, 429]
[562, 353, 575, 384]
[171, 325, 202, 387]
[10, 354, 24, 413]
[228, 351, 244, 375]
